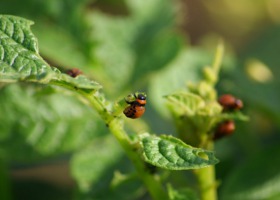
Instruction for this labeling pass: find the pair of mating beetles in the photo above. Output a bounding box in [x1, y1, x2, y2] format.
[66, 69, 147, 119]
[123, 92, 146, 119]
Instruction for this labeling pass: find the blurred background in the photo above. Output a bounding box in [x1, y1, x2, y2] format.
[0, 0, 280, 199]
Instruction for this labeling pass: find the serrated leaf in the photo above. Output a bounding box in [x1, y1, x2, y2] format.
[0, 15, 53, 82]
[0, 15, 101, 92]
[139, 134, 218, 170]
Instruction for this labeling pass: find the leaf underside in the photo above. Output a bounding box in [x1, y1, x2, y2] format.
[140, 134, 219, 170]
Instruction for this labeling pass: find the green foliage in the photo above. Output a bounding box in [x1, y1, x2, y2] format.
[0, 15, 101, 91]
[0, 84, 106, 160]
[220, 146, 280, 200]
[167, 184, 199, 200]
[140, 134, 219, 170]
[0, 0, 279, 199]
[0, 15, 50, 82]
[0, 14, 219, 200]
[71, 135, 123, 192]
[148, 49, 213, 118]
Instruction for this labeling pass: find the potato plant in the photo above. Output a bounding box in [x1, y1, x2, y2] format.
[0, 14, 248, 200]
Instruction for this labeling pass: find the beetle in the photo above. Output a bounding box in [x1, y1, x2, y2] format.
[123, 93, 146, 119]
[213, 120, 235, 140]
[218, 94, 243, 111]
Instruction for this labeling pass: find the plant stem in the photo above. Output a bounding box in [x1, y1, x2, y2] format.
[108, 119, 167, 200]
[212, 40, 224, 76]
[194, 165, 217, 200]
[81, 92, 167, 200]
[194, 142, 217, 200]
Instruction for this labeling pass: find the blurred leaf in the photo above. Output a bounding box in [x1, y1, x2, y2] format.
[167, 184, 199, 200]
[148, 49, 214, 118]
[71, 135, 123, 192]
[220, 145, 280, 200]
[224, 25, 280, 124]
[131, 28, 183, 85]
[0, 0, 64, 18]
[33, 22, 89, 69]
[165, 91, 221, 145]
[165, 92, 207, 116]
[217, 112, 249, 122]
[0, 84, 106, 160]
[0, 161, 11, 200]
[129, 0, 183, 85]
[88, 12, 135, 92]
[94, 0, 129, 15]
[139, 133, 219, 170]
[87, 0, 183, 95]
[165, 91, 248, 146]
[0, 0, 95, 70]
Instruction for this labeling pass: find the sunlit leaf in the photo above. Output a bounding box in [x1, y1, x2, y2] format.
[139, 133, 218, 170]
[0, 15, 101, 92]
[165, 92, 206, 116]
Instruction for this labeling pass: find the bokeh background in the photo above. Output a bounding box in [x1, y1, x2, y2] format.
[0, 0, 280, 199]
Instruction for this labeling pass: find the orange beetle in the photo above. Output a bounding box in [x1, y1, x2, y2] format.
[123, 93, 146, 119]
[213, 120, 235, 140]
[218, 94, 243, 111]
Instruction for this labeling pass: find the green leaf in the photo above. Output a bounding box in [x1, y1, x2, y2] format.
[0, 15, 52, 82]
[167, 184, 199, 200]
[88, 12, 135, 93]
[71, 135, 123, 192]
[0, 15, 101, 92]
[220, 146, 280, 200]
[165, 91, 248, 145]
[0, 84, 105, 159]
[217, 111, 249, 122]
[33, 22, 89, 69]
[148, 49, 214, 118]
[165, 92, 207, 116]
[166, 91, 222, 133]
[139, 133, 219, 170]
[50, 73, 102, 92]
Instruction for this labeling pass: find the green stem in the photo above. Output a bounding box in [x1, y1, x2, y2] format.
[212, 40, 224, 75]
[194, 165, 217, 200]
[81, 92, 167, 200]
[108, 119, 167, 200]
[194, 142, 217, 200]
